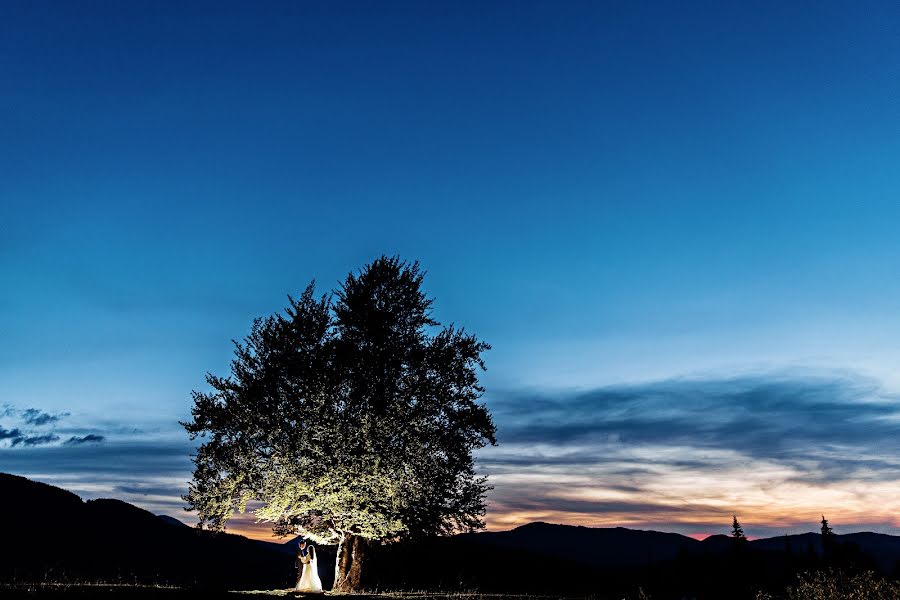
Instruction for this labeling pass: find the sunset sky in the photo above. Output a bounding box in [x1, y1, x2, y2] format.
[4, 1, 900, 541]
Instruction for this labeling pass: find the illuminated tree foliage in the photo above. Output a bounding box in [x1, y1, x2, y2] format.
[183, 257, 496, 591]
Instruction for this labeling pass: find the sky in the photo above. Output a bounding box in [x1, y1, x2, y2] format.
[3, 1, 900, 541]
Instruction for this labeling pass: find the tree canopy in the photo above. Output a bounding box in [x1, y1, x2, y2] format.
[182, 257, 496, 589]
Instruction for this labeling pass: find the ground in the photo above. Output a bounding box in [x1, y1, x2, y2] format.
[0, 587, 579, 600]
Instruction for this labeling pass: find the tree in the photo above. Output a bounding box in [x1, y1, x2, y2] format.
[731, 515, 747, 541]
[820, 515, 836, 561]
[820, 515, 833, 537]
[182, 257, 497, 591]
[730, 515, 748, 561]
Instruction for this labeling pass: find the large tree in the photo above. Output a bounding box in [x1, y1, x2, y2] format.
[183, 257, 496, 590]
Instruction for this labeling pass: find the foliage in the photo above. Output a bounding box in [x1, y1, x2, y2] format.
[821, 516, 835, 538]
[183, 256, 497, 546]
[754, 571, 900, 600]
[784, 570, 900, 600]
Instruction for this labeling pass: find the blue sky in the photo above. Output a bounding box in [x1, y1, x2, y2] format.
[3, 1, 900, 539]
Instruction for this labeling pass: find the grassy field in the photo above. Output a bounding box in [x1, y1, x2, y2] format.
[6, 573, 900, 600]
[0, 587, 586, 600]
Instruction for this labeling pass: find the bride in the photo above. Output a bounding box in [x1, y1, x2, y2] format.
[296, 540, 323, 593]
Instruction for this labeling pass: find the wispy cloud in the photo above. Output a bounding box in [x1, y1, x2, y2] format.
[0, 426, 24, 442]
[0, 406, 103, 448]
[5, 371, 900, 541]
[64, 434, 105, 445]
[480, 371, 900, 536]
[0, 426, 59, 447]
[14, 433, 60, 447]
[22, 408, 69, 426]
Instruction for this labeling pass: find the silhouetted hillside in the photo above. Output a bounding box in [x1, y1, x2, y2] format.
[369, 523, 900, 597]
[841, 533, 900, 573]
[0, 473, 295, 589]
[700, 533, 733, 553]
[4, 473, 900, 597]
[156, 514, 190, 528]
[462, 521, 701, 567]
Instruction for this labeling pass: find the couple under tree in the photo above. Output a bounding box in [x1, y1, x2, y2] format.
[295, 539, 322, 593]
[183, 256, 497, 591]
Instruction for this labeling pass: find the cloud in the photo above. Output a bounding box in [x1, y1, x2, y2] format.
[0, 439, 193, 474]
[11, 433, 60, 447]
[5, 371, 900, 540]
[0, 426, 24, 441]
[0, 406, 75, 447]
[0, 426, 60, 447]
[64, 434, 105, 445]
[489, 373, 900, 479]
[22, 408, 69, 426]
[479, 371, 900, 535]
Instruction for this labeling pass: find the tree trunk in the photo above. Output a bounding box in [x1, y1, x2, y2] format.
[333, 532, 369, 592]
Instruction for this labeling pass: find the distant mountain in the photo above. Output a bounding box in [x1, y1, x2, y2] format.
[0, 473, 297, 590]
[699, 533, 733, 553]
[463, 522, 900, 572]
[156, 514, 190, 528]
[841, 533, 900, 573]
[461, 521, 701, 568]
[4, 472, 900, 595]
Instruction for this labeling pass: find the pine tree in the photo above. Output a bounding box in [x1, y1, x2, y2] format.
[732, 515, 747, 540]
[821, 515, 836, 561]
[820, 514, 834, 537]
[730, 514, 749, 558]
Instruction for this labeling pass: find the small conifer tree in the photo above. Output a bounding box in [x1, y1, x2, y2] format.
[732, 515, 747, 540]
[821, 515, 836, 561]
[820, 514, 834, 537]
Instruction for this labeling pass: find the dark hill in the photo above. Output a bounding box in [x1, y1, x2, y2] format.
[157, 514, 190, 528]
[5, 473, 900, 596]
[841, 533, 900, 573]
[752, 531, 823, 555]
[0, 473, 296, 589]
[462, 521, 701, 568]
[375, 524, 900, 595]
[700, 533, 733, 553]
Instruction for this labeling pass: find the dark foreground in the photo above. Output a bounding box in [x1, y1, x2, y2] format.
[0, 587, 294, 600]
[0, 589, 580, 600]
[7, 476, 900, 599]
[6, 577, 900, 600]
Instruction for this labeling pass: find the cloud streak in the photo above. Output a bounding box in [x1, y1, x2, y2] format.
[65, 434, 105, 445]
[480, 371, 900, 536]
[0, 426, 60, 447]
[0, 406, 104, 448]
[22, 408, 69, 426]
[5, 371, 900, 540]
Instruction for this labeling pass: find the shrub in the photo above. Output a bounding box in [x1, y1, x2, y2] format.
[758, 570, 900, 600]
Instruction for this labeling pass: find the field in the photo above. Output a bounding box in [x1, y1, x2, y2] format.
[0, 588, 582, 600]
[6, 577, 900, 600]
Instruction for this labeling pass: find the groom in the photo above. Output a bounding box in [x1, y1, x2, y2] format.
[295, 539, 323, 593]
[296, 539, 309, 581]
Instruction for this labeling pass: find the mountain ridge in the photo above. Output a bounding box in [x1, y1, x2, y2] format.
[0, 473, 297, 589]
[4, 472, 900, 593]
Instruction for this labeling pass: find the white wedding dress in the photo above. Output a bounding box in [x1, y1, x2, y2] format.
[296, 546, 324, 593]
